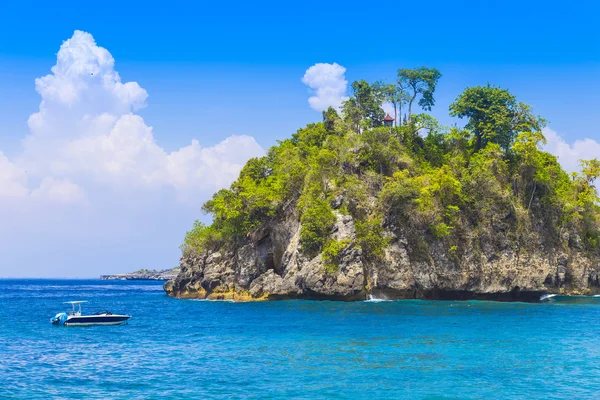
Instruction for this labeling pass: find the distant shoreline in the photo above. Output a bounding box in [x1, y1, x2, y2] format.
[100, 268, 178, 281]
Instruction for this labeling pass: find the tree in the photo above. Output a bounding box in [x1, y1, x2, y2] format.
[412, 113, 443, 135]
[395, 79, 409, 125]
[449, 85, 546, 152]
[351, 80, 385, 127]
[322, 106, 340, 133]
[512, 131, 548, 209]
[341, 98, 362, 133]
[373, 82, 406, 126]
[397, 67, 442, 123]
[580, 159, 600, 185]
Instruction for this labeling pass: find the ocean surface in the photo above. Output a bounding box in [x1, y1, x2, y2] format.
[2, 280, 600, 399]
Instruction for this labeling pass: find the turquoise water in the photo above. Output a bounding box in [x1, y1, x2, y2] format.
[2, 280, 600, 399]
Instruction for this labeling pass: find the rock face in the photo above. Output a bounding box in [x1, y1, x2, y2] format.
[164, 208, 600, 302]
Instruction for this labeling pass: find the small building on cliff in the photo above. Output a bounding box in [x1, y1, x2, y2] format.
[383, 114, 395, 127]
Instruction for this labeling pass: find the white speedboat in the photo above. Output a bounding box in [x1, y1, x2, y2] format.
[51, 301, 131, 326]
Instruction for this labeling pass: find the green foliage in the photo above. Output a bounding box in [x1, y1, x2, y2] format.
[379, 170, 421, 222]
[449, 85, 546, 151]
[299, 192, 336, 256]
[358, 127, 405, 176]
[181, 220, 222, 254]
[373, 82, 402, 125]
[322, 239, 351, 273]
[341, 98, 362, 133]
[182, 69, 600, 262]
[430, 222, 452, 238]
[350, 80, 386, 127]
[322, 106, 340, 133]
[397, 67, 442, 122]
[355, 218, 388, 260]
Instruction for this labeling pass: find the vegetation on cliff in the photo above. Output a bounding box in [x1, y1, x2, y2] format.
[181, 68, 600, 271]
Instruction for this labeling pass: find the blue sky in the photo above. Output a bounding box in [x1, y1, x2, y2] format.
[0, 0, 599, 277]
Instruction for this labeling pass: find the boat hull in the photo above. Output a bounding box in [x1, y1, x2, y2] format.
[64, 315, 131, 326]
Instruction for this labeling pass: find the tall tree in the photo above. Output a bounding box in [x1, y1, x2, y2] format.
[373, 82, 403, 126]
[449, 85, 546, 151]
[395, 79, 409, 125]
[322, 106, 340, 133]
[341, 98, 362, 133]
[397, 67, 442, 123]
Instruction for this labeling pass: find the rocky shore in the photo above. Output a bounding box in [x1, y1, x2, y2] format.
[102, 268, 178, 281]
[164, 209, 600, 302]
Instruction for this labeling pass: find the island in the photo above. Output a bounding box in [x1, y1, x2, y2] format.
[164, 68, 600, 302]
[101, 268, 179, 281]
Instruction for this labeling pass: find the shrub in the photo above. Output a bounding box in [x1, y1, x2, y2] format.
[322, 239, 351, 273]
[430, 222, 452, 238]
[181, 220, 222, 254]
[299, 196, 336, 256]
[355, 217, 388, 260]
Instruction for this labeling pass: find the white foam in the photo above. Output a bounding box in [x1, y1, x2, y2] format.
[364, 294, 392, 302]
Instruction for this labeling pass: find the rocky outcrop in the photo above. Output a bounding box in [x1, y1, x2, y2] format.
[101, 268, 178, 281]
[165, 211, 367, 300]
[164, 209, 600, 302]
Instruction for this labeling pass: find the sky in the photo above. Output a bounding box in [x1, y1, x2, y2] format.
[0, 0, 599, 277]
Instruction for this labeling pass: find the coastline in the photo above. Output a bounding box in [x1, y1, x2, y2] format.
[102, 268, 178, 281]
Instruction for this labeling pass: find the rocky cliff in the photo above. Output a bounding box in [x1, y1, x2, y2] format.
[164, 95, 600, 302]
[164, 204, 600, 302]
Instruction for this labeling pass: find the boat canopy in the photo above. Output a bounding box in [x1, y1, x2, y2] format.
[63, 301, 87, 316]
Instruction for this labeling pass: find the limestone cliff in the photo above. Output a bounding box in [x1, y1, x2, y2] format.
[164, 205, 600, 302]
[164, 105, 600, 302]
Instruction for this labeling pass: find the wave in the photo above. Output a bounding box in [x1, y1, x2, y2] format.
[364, 295, 393, 303]
[540, 294, 600, 304]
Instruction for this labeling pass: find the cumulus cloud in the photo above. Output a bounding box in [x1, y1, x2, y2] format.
[542, 127, 600, 173]
[0, 152, 29, 198]
[3, 30, 264, 204]
[302, 62, 349, 112]
[30, 178, 86, 204]
[0, 30, 265, 277]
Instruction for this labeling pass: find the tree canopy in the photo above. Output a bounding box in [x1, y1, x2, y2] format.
[182, 69, 600, 267]
[449, 85, 546, 151]
[397, 67, 442, 123]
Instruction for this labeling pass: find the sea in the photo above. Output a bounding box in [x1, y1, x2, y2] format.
[2, 279, 600, 399]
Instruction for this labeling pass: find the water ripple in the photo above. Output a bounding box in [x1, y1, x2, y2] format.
[1, 280, 600, 399]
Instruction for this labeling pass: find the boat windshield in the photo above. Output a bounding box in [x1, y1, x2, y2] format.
[93, 310, 113, 315]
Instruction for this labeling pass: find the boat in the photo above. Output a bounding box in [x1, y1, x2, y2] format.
[50, 301, 131, 326]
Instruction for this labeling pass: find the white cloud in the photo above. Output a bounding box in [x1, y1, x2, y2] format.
[0, 152, 29, 198]
[0, 30, 265, 277]
[30, 178, 86, 204]
[542, 127, 600, 173]
[33, 30, 147, 111]
[382, 102, 395, 120]
[4, 30, 265, 202]
[302, 62, 349, 112]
